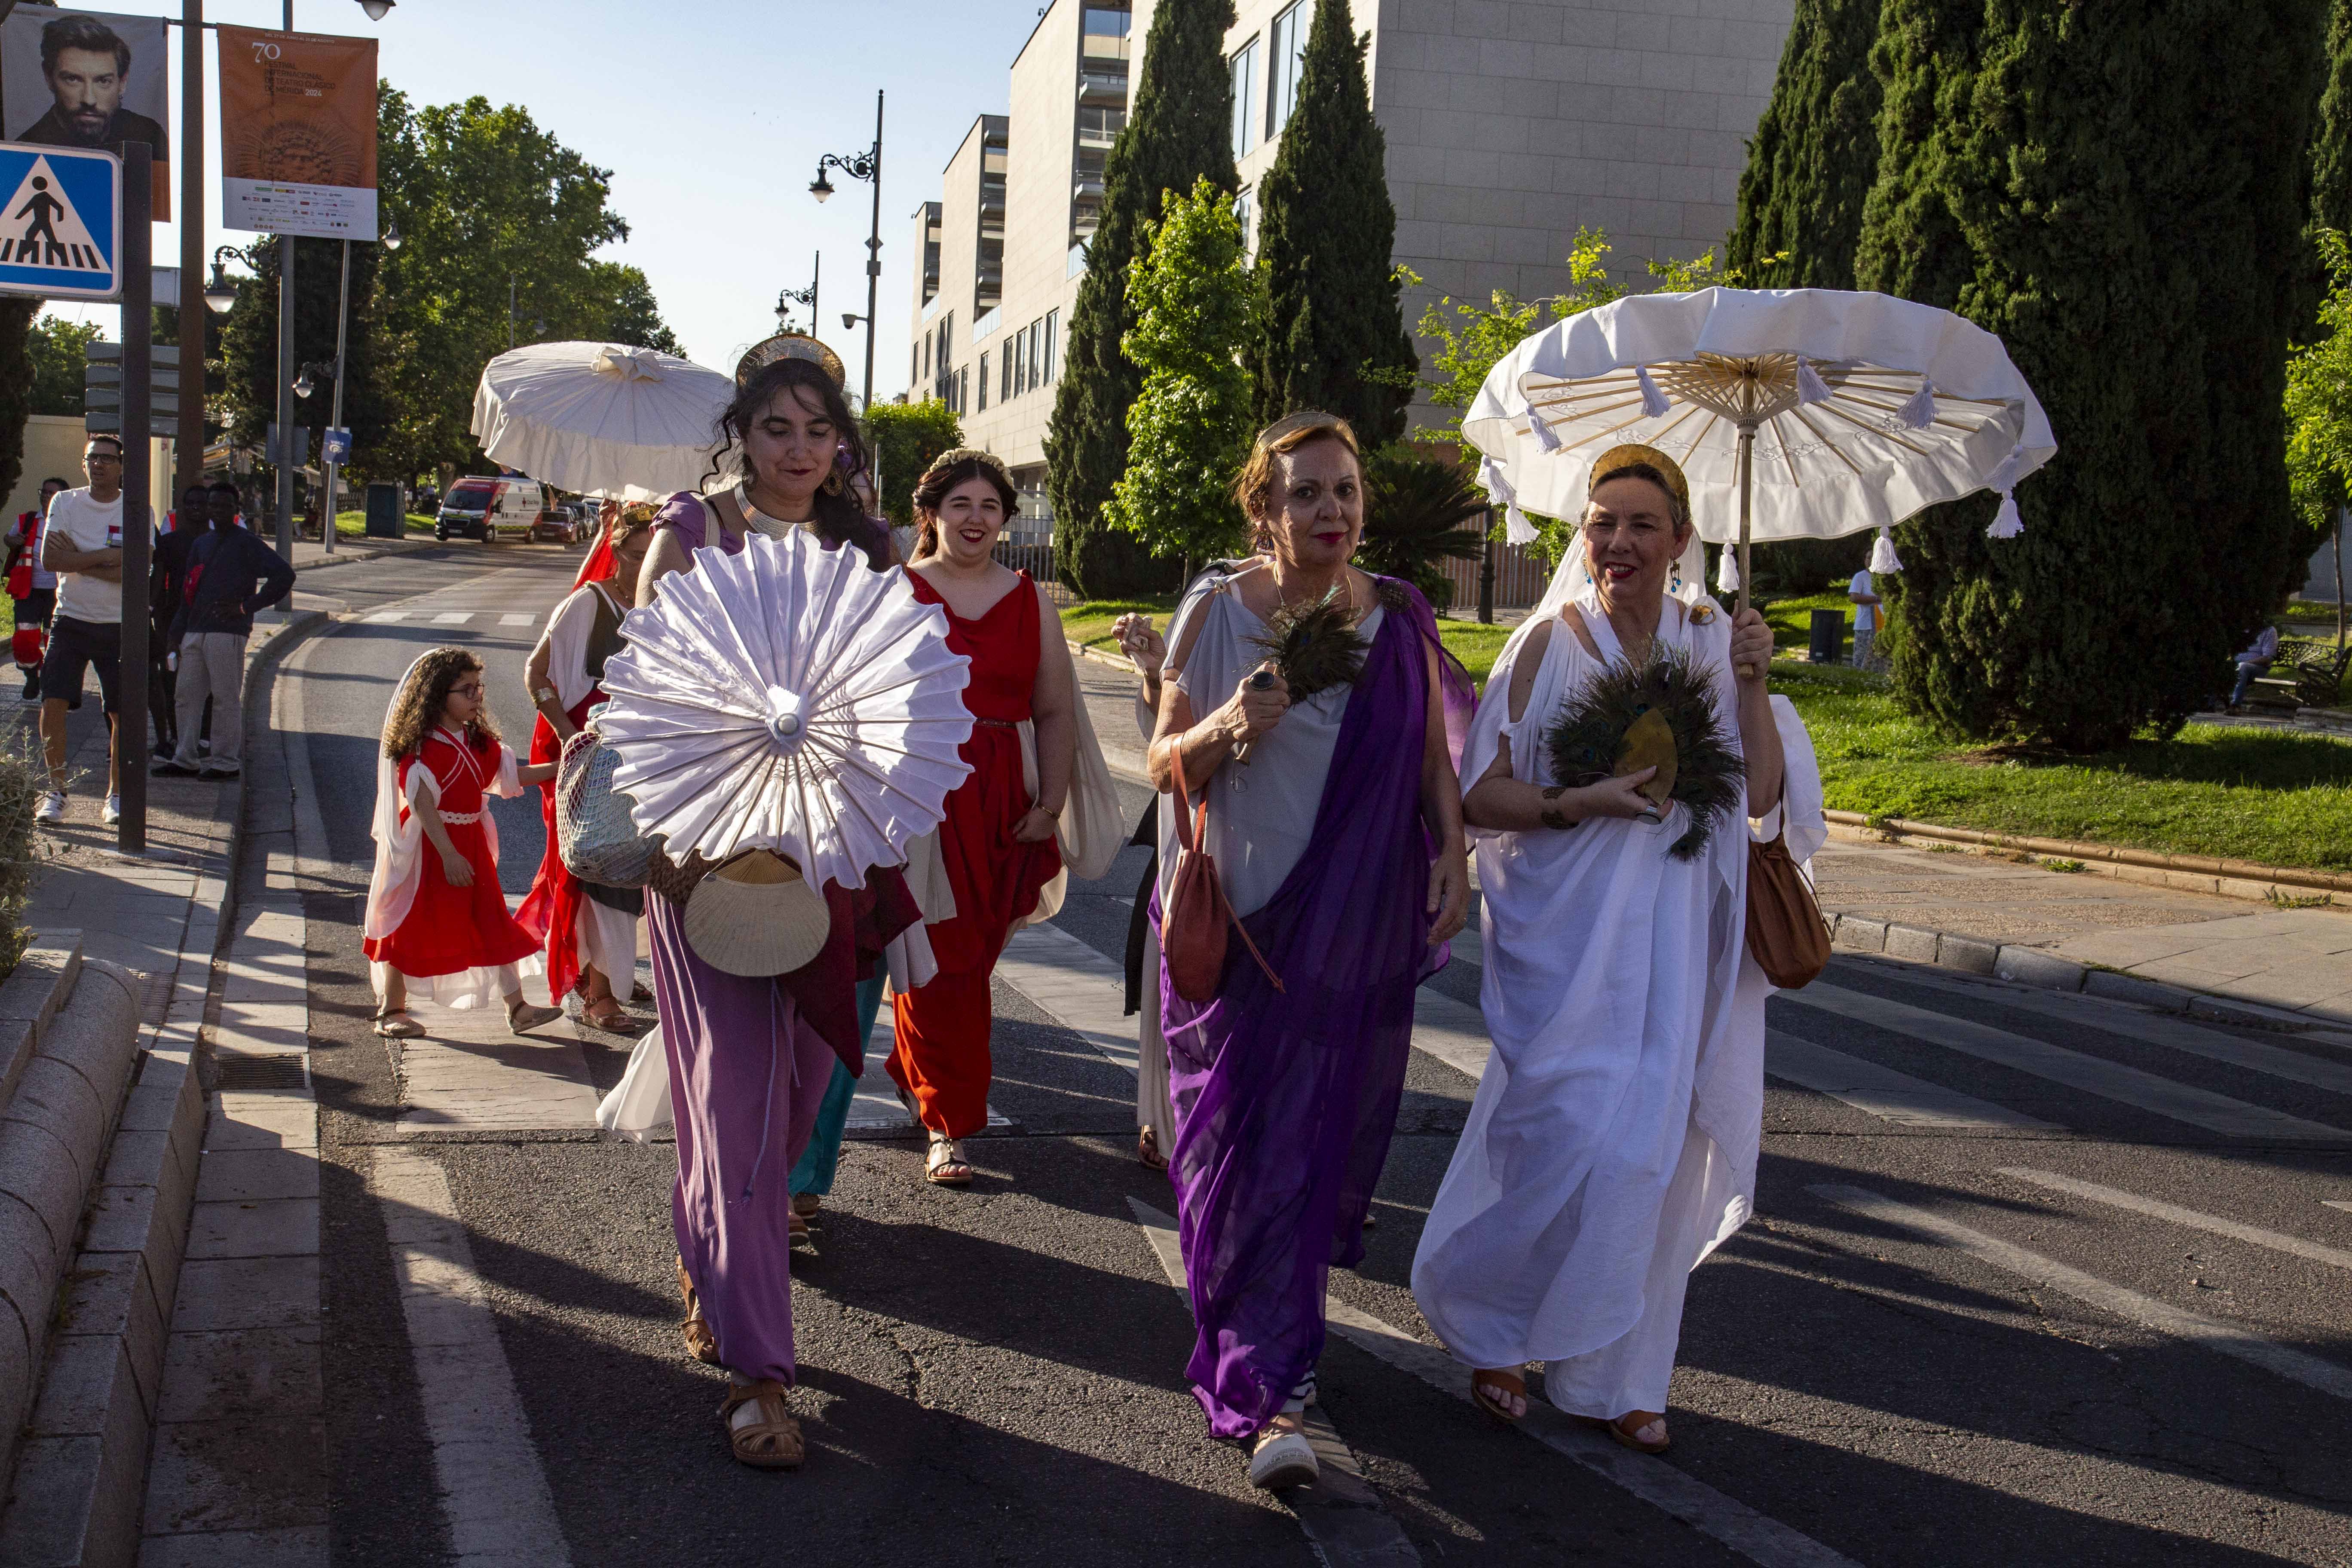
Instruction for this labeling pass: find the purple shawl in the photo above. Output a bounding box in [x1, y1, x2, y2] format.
[1155, 578, 1473, 1438]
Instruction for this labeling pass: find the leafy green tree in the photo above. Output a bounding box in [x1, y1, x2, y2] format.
[1856, 0, 2326, 749]
[1727, 0, 1886, 289]
[1046, 0, 1237, 596]
[1106, 179, 1256, 567]
[336, 88, 683, 485]
[865, 398, 964, 527]
[27, 315, 102, 417]
[1357, 444, 1488, 609]
[218, 234, 391, 508]
[2287, 230, 2352, 635]
[1248, 0, 1415, 442]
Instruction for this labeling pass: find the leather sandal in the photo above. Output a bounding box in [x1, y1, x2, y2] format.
[925, 1132, 973, 1187]
[719, 1379, 803, 1470]
[791, 1192, 824, 1226]
[582, 994, 638, 1033]
[1573, 1409, 1671, 1454]
[788, 1209, 812, 1246]
[1471, 1368, 1527, 1425]
[373, 1010, 423, 1039]
[675, 1259, 720, 1366]
[1137, 1126, 1167, 1170]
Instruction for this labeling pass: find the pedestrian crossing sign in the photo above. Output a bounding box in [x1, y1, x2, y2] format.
[0, 142, 119, 300]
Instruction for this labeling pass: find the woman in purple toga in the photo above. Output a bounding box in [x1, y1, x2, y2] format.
[634, 335, 912, 1469]
[1145, 411, 1473, 1489]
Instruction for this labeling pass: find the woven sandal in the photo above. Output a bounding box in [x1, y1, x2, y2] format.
[719, 1379, 803, 1470]
[675, 1258, 720, 1366]
[1472, 1368, 1527, 1425]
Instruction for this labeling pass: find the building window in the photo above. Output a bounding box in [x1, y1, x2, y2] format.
[958, 366, 969, 414]
[1230, 38, 1259, 160]
[1001, 343, 1014, 404]
[1269, 3, 1306, 137]
[1044, 309, 1058, 383]
[1078, 104, 1126, 148]
[1012, 329, 1027, 398]
[978, 352, 989, 411]
[1235, 187, 1255, 260]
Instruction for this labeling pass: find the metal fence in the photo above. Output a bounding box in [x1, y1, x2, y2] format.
[992, 536, 1065, 602]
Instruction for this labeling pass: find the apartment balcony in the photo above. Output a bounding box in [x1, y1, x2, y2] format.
[1078, 69, 1128, 107]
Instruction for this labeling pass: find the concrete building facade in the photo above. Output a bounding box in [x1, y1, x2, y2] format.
[904, 0, 1795, 522]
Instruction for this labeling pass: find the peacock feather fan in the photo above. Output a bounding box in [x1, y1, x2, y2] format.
[1247, 587, 1369, 701]
[1545, 643, 1743, 860]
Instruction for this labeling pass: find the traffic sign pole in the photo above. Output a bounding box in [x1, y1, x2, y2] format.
[118, 142, 151, 855]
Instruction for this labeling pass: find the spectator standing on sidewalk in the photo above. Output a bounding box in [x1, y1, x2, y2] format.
[1848, 564, 1881, 669]
[7, 476, 64, 702]
[35, 437, 128, 825]
[144, 484, 213, 761]
[150, 482, 294, 780]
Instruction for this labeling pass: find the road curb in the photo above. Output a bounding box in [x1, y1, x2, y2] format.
[290, 536, 441, 575]
[0, 609, 331, 1568]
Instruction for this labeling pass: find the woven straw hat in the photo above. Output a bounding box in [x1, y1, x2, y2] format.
[680, 850, 833, 977]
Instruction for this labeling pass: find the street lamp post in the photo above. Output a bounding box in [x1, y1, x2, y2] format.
[777, 251, 818, 333]
[810, 91, 884, 412]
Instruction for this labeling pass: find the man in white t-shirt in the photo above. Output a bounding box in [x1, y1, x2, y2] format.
[1848, 567, 1881, 669]
[36, 436, 128, 825]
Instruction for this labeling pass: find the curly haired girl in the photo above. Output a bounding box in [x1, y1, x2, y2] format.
[363, 646, 561, 1037]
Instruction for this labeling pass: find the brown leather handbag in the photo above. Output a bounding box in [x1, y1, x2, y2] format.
[1745, 827, 1831, 989]
[1162, 764, 1282, 1003]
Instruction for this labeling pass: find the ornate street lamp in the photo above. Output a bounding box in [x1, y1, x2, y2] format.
[810, 91, 884, 413]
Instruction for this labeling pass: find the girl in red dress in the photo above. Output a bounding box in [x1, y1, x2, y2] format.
[363, 646, 564, 1038]
[887, 450, 1078, 1185]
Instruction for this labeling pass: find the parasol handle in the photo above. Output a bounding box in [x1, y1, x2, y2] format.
[1734, 421, 1758, 679]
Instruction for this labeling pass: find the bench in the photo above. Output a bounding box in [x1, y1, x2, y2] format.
[2248, 638, 2352, 711]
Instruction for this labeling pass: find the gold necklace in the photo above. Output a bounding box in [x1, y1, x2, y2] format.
[1268, 564, 1353, 622]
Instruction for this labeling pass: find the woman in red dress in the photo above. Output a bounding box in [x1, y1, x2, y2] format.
[887, 450, 1076, 1185]
[516, 503, 656, 1029]
[363, 646, 563, 1038]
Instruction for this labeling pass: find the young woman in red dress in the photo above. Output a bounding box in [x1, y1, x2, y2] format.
[363, 646, 564, 1038]
[887, 450, 1077, 1185]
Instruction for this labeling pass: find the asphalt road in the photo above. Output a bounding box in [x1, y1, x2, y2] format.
[276, 543, 2352, 1566]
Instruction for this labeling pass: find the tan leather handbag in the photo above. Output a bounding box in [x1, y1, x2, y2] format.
[1745, 827, 1831, 989]
[1162, 764, 1282, 1003]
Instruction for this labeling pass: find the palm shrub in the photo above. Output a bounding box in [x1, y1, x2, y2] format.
[1358, 445, 1488, 610]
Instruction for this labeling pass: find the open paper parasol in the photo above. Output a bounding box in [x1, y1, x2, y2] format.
[471, 341, 735, 503]
[1464, 288, 2055, 629]
[594, 530, 975, 891]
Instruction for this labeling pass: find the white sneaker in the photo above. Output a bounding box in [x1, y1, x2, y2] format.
[33, 790, 62, 823]
[1247, 1419, 1319, 1491]
[101, 792, 120, 825]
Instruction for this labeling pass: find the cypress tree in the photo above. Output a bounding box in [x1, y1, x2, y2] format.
[1248, 0, 1416, 441]
[1856, 0, 2325, 750]
[1045, 0, 1238, 597]
[2313, 0, 2352, 241]
[1726, 0, 1886, 289]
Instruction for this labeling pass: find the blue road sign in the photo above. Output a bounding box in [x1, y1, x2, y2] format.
[322, 427, 352, 464]
[0, 142, 119, 300]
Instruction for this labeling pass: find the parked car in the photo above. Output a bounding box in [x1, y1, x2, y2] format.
[530, 506, 581, 545]
[436, 477, 551, 542]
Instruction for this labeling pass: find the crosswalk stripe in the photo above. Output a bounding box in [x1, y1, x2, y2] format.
[1124, 1200, 1426, 1566]
[1996, 1167, 2352, 1272]
[499, 613, 535, 626]
[432, 611, 474, 624]
[363, 611, 408, 623]
[1308, 1256, 1865, 1568]
[1812, 1184, 2352, 1404]
[1768, 1031, 2059, 1130]
[1787, 984, 2349, 1143]
[2328, 1200, 2352, 1215]
[1847, 965, 2352, 1098]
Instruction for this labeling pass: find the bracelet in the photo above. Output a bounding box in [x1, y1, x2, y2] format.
[1538, 785, 1577, 832]
[1039, 803, 1063, 819]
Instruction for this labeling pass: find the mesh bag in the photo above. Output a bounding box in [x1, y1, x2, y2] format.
[555, 726, 658, 888]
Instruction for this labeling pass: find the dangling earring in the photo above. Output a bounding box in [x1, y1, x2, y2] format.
[1671, 556, 1682, 593]
[823, 468, 845, 497]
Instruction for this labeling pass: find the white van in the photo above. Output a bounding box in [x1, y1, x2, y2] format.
[437, 476, 551, 543]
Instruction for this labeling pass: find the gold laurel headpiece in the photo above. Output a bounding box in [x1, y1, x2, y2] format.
[1589, 443, 1690, 509]
[734, 332, 848, 389]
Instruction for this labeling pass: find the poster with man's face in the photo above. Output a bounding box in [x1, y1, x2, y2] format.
[0, 6, 169, 219]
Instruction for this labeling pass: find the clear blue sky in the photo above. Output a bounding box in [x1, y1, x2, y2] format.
[44, 0, 1044, 401]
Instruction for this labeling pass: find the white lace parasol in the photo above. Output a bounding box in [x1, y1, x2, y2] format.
[595, 530, 975, 890]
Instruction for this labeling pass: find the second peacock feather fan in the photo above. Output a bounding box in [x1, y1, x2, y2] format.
[1545, 644, 1743, 861]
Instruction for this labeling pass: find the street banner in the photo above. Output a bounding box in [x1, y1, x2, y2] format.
[0, 8, 167, 219]
[217, 26, 377, 241]
[0, 141, 118, 298]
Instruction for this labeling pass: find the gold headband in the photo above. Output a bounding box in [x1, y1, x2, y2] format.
[1590, 443, 1690, 509]
[734, 332, 847, 389]
[1256, 409, 1353, 447]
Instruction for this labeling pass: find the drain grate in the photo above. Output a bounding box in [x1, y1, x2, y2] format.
[215, 1054, 308, 1090]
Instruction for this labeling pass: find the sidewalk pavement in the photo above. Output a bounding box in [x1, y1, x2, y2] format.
[1068, 643, 2352, 1032]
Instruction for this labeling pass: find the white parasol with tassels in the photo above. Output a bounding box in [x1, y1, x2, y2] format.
[1463, 287, 2056, 612]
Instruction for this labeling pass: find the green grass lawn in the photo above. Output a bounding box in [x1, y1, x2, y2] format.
[333, 509, 439, 538]
[1768, 661, 2352, 871]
